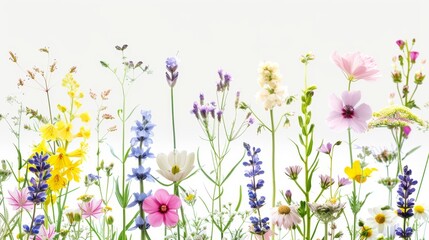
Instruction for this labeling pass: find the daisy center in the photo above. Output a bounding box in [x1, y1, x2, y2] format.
[171, 165, 181, 175]
[342, 105, 355, 119]
[278, 205, 291, 214]
[375, 213, 386, 224]
[160, 204, 168, 213]
[415, 205, 425, 214]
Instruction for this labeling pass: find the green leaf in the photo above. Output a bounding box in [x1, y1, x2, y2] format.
[114, 178, 124, 207]
[107, 144, 121, 161]
[234, 186, 242, 211]
[100, 61, 109, 68]
[125, 105, 139, 121]
[118, 230, 127, 240]
[402, 146, 421, 161]
[297, 200, 307, 217]
[221, 152, 245, 185]
[197, 149, 217, 185]
[306, 136, 313, 157]
[298, 116, 303, 128]
[13, 144, 22, 169]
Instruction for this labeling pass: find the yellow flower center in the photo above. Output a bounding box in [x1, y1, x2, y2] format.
[171, 165, 180, 175]
[415, 205, 425, 214]
[355, 174, 367, 183]
[362, 225, 372, 237]
[375, 213, 386, 224]
[185, 194, 195, 202]
[278, 205, 291, 215]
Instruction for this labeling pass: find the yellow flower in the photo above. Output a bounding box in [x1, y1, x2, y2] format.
[75, 127, 91, 139]
[47, 172, 68, 192]
[32, 140, 50, 155]
[40, 123, 57, 141]
[56, 120, 73, 142]
[344, 160, 377, 183]
[57, 104, 67, 113]
[48, 147, 72, 170]
[44, 193, 58, 207]
[63, 160, 82, 182]
[68, 142, 88, 159]
[79, 112, 91, 123]
[103, 205, 112, 213]
[77, 194, 93, 202]
[74, 100, 82, 109]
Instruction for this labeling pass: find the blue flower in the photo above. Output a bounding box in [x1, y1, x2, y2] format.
[23, 214, 44, 235]
[129, 147, 155, 160]
[130, 111, 155, 147]
[127, 191, 152, 208]
[395, 165, 418, 238]
[128, 216, 150, 231]
[27, 153, 51, 204]
[166, 57, 179, 87]
[88, 173, 101, 182]
[127, 166, 154, 182]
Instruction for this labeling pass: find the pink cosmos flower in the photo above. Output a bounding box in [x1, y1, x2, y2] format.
[36, 225, 56, 240]
[332, 52, 381, 81]
[142, 189, 181, 227]
[327, 91, 372, 133]
[79, 199, 103, 219]
[6, 187, 33, 211]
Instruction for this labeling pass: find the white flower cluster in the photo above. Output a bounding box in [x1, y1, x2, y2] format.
[257, 62, 287, 110]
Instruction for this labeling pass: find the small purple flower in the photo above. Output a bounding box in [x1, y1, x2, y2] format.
[128, 216, 150, 231]
[199, 93, 204, 105]
[396, 40, 405, 50]
[402, 126, 411, 138]
[127, 166, 154, 182]
[165, 57, 179, 87]
[338, 176, 352, 187]
[395, 165, 418, 238]
[27, 153, 51, 204]
[216, 110, 223, 122]
[191, 102, 200, 119]
[410, 51, 419, 63]
[88, 174, 100, 182]
[318, 142, 332, 154]
[127, 191, 152, 208]
[23, 215, 44, 235]
[285, 190, 292, 204]
[319, 174, 335, 189]
[216, 69, 232, 92]
[285, 165, 302, 180]
[247, 117, 255, 126]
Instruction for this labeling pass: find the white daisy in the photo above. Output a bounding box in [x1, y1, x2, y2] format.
[156, 150, 195, 182]
[271, 205, 301, 230]
[414, 203, 429, 221]
[366, 207, 394, 234]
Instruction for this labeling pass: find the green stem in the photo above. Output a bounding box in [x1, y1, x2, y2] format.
[174, 184, 181, 240]
[324, 223, 328, 240]
[170, 87, 177, 150]
[120, 81, 127, 237]
[26, 206, 37, 240]
[347, 128, 357, 240]
[269, 109, 277, 240]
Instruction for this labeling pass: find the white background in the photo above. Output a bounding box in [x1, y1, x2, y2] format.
[1, 1, 429, 239]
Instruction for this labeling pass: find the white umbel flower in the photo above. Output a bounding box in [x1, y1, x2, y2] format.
[156, 150, 195, 182]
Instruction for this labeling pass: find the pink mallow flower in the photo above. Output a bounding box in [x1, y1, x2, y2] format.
[327, 91, 372, 133]
[332, 52, 381, 81]
[6, 187, 33, 211]
[36, 225, 56, 240]
[143, 189, 181, 227]
[79, 199, 103, 219]
[410, 51, 419, 63]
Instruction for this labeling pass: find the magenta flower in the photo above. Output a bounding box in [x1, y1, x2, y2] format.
[6, 187, 33, 211]
[35, 225, 56, 240]
[332, 52, 381, 81]
[327, 91, 372, 133]
[403, 126, 411, 138]
[142, 189, 181, 227]
[410, 51, 419, 63]
[396, 40, 405, 50]
[79, 199, 103, 219]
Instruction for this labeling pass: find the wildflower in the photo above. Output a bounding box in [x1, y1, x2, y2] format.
[413, 203, 429, 221]
[271, 204, 301, 230]
[47, 172, 67, 192]
[368, 105, 424, 129]
[372, 148, 397, 165]
[127, 165, 155, 182]
[396, 40, 405, 50]
[319, 174, 335, 189]
[127, 191, 152, 208]
[395, 165, 417, 238]
[48, 147, 72, 170]
[79, 198, 103, 219]
[258, 86, 287, 110]
[6, 187, 34, 211]
[360, 225, 375, 239]
[402, 126, 411, 138]
[35, 225, 56, 240]
[317, 142, 332, 154]
[366, 207, 394, 233]
[63, 160, 82, 182]
[55, 120, 73, 142]
[165, 57, 179, 87]
[23, 215, 44, 235]
[258, 62, 282, 88]
[410, 51, 419, 63]
[257, 61, 287, 110]
[243, 142, 270, 236]
[338, 176, 352, 187]
[129, 146, 155, 160]
[331, 52, 381, 81]
[327, 91, 372, 133]
[378, 177, 399, 190]
[285, 190, 292, 204]
[308, 201, 345, 223]
[142, 189, 181, 227]
[216, 69, 232, 92]
[130, 110, 155, 147]
[77, 194, 94, 202]
[28, 153, 51, 204]
[284, 165, 302, 180]
[344, 160, 377, 184]
[414, 71, 425, 85]
[40, 124, 57, 141]
[128, 216, 150, 231]
[79, 112, 91, 122]
[181, 189, 197, 206]
[156, 150, 195, 182]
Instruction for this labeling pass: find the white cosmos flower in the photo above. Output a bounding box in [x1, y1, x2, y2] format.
[366, 207, 395, 234]
[414, 202, 429, 221]
[156, 150, 195, 182]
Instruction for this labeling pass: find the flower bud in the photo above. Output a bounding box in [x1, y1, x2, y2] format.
[106, 215, 114, 225]
[410, 51, 419, 63]
[398, 55, 404, 66]
[391, 69, 402, 83]
[396, 40, 405, 50]
[74, 212, 82, 222]
[285, 190, 292, 204]
[414, 71, 425, 85]
[402, 85, 409, 95]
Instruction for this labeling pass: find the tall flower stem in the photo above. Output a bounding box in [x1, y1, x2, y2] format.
[120, 80, 127, 237]
[347, 128, 357, 240]
[270, 109, 276, 209]
[138, 141, 147, 240]
[170, 87, 177, 150]
[26, 207, 37, 240]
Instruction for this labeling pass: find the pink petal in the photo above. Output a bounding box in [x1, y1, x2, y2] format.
[164, 210, 179, 227]
[329, 94, 343, 110]
[147, 212, 164, 227]
[167, 195, 181, 210]
[349, 118, 367, 133]
[143, 196, 160, 214]
[354, 103, 372, 121]
[341, 91, 361, 107]
[154, 189, 171, 205]
[327, 112, 348, 131]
